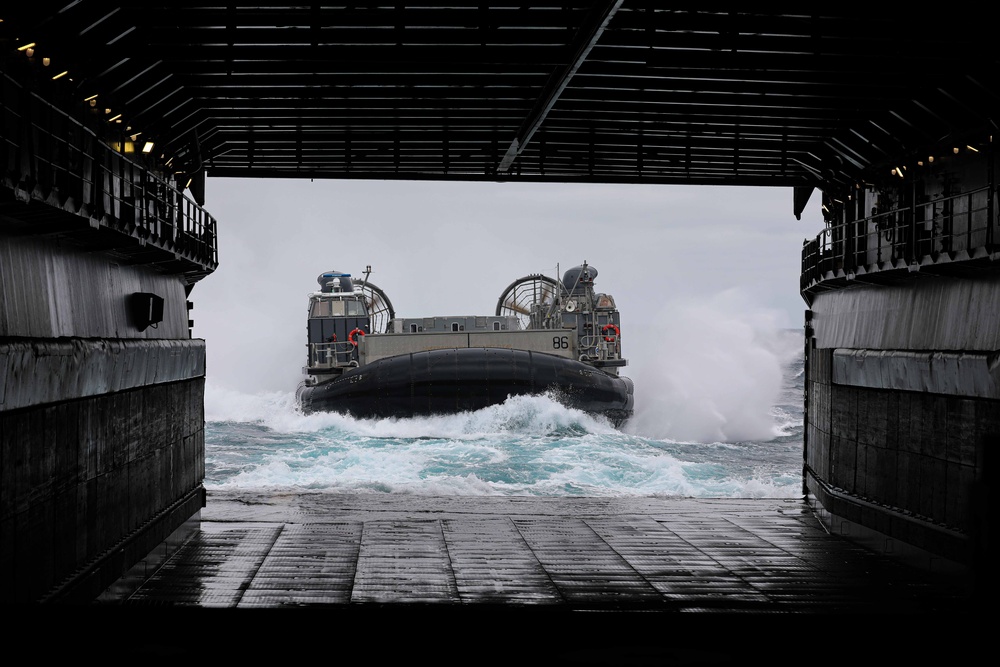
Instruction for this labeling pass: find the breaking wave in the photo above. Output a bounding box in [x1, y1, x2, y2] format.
[204, 378, 803, 498]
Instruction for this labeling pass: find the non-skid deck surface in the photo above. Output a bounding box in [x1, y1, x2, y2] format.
[129, 493, 968, 612]
[46, 493, 978, 664]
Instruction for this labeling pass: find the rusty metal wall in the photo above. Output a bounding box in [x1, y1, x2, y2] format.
[0, 376, 205, 603]
[0, 235, 190, 339]
[809, 274, 1000, 352]
[1, 338, 205, 411]
[0, 233, 207, 602]
[832, 349, 1000, 400]
[804, 290, 995, 566]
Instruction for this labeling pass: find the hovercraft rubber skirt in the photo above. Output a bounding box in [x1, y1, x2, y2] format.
[297, 347, 634, 425]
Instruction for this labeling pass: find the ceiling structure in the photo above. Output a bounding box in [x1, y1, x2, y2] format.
[2, 3, 997, 206]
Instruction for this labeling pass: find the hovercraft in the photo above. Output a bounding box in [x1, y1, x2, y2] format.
[295, 263, 634, 426]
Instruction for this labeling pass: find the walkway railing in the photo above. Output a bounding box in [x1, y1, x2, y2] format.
[308, 341, 359, 369]
[577, 333, 621, 361]
[801, 185, 997, 292]
[1, 72, 218, 275]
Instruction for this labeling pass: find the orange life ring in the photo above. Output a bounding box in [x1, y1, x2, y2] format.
[602, 323, 620, 342]
[348, 328, 366, 346]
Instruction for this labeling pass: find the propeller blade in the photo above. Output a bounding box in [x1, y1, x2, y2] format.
[504, 299, 531, 315]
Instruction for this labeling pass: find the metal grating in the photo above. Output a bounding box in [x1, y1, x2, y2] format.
[2, 3, 996, 188]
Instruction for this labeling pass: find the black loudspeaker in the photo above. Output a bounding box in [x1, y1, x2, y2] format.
[129, 292, 165, 331]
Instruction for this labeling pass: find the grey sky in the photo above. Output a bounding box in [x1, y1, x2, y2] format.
[192, 178, 823, 408]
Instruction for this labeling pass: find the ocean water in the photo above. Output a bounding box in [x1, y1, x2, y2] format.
[204, 328, 805, 498]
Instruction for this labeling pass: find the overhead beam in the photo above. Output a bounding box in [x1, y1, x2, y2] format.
[495, 0, 623, 175]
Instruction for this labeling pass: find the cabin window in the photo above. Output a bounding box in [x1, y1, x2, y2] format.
[310, 298, 366, 317]
[310, 300, 345, 317]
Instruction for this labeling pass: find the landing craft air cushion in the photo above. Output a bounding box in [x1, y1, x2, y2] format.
[295, 263, 634, 426]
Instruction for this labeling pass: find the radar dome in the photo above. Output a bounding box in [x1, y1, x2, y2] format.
[562, 264, 598, 295]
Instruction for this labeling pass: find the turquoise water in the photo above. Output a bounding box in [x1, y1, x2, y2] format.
[204, 334, 804, 497]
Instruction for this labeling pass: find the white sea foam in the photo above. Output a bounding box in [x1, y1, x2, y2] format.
[622, 291, 803, 444]
[770, 406, 804, 437]
[203, 319, 805, 498]
[206, 384, 616, 438]
[204, 385, 299, 423]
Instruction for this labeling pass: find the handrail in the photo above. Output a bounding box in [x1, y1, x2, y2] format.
[308, 341, 359, 368]
[577, 333, 621, 360]
[0, 72, 218, 274]
[801, 185, 997, 292]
